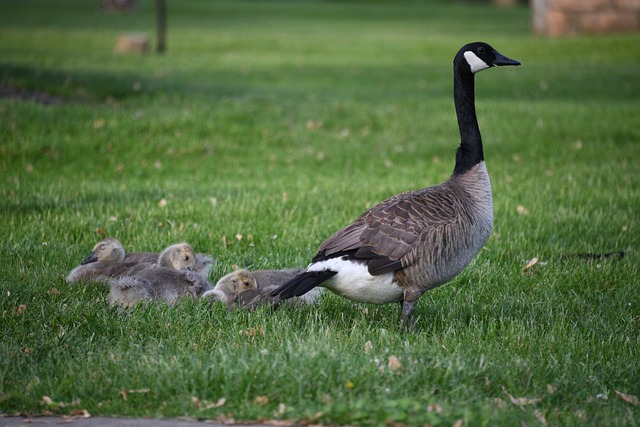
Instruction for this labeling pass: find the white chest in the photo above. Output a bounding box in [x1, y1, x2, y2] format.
[308, 258, 404, 304]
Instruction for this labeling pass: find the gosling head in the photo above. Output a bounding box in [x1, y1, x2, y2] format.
[202, 269, 258, 306]
[456, 41, 520, 75]
[81, 237, 126, 265]
[221, 269, 257, 295]
[158, 242, 197, 271]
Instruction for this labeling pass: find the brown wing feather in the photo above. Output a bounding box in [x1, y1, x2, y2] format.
[315, 185, 460, 273]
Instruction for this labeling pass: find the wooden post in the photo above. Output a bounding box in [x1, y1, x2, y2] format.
[156, 0, 166, 53]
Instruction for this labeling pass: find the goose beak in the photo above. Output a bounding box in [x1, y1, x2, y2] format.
[492, 51, 520, 67]
[80, 251, 98, 265]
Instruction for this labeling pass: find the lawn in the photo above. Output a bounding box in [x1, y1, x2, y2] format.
[1, 0, 639, 425]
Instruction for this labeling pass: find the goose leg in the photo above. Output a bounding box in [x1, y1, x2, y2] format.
[400, 300, 416, 330]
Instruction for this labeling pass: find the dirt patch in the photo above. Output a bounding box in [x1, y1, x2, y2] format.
[0, 83, 68, 105]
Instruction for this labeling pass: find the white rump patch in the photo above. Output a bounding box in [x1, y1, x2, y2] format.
[308, 258, 404, 304]
[464, 51, 490, 74]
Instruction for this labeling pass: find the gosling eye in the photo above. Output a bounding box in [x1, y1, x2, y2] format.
[184, 255, 190, 261]
[99, 244, 106, 250]
[243, 281, 251, 288]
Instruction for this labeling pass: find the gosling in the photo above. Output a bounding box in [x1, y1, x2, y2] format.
[66, 240, 196, 284]
[203, 268, 323, 310]
[202, 269, 257, 308]
[108, 269, 211, 308]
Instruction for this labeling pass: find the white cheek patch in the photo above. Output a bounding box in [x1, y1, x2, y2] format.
[464, 51, 490, 74]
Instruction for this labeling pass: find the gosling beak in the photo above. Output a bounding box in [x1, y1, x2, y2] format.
[80, 252, 98, 265]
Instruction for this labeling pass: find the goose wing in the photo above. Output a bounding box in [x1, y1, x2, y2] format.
[314, 187, 459, 275]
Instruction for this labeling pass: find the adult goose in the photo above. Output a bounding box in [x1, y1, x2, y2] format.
[270, 42, 520, 327]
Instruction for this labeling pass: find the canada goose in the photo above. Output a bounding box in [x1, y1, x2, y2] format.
[270, 42, 520, 327]
[66, 240, 196, 284]
[108, 269, 210, 308]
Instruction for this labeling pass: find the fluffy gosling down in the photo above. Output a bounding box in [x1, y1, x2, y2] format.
[204, 268, 323, 310]
[108, 269, 211, 309]
[270, 42, 520, 328]
[66, 238, 212, 284]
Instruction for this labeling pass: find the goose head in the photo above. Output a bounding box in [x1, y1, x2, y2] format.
[455, 42, 520, 75]
[81, 237, 125, 264]
[228, 269, 258, 293]
[158, 242, 197, 270]
[203, 269, 258, 306]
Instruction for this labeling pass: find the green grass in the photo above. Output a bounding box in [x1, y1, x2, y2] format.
[1, 0, 639, 425]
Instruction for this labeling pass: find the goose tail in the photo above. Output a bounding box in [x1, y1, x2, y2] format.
[269, 270, 337, 299]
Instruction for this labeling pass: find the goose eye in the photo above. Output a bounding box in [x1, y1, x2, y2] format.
[477, 46, 485, 54]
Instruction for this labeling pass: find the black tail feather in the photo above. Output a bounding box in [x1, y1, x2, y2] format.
[269, 270, 337, 300]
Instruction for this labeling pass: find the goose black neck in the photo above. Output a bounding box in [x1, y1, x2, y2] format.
[452, 69, 483, 176]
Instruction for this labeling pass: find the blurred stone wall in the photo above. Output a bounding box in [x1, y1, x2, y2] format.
[532, 0, 640, 36]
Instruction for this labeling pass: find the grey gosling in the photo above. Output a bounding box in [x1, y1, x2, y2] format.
[203, 268, 322, 310]
[108, 269, 210, 309]
[202, 269, 257, 308]
[124, 250, 214, 277]
[270, 42, 520, 327]
[66, 239, 196, 284]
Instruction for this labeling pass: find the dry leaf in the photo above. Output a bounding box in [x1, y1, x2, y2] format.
[120, 389, 128, 401]
[48, 288, 60, 295]
[306, 119, 323, 130]
[215, 414, 235, 425]
[208, 397, 226, 409]
[277, 402, 286, 415]
[235, 233, 243, 241]
[426, 403, 442, 414]
[254, 396, 269, 405]
[363, 341, 373, 353]
[523, 257, 539, 271]
[546, 384, 556, 395]
[41, 396, 53, 406]
[452, 419, 463, 427]
[534, 409, 547, 426]
[388, 355, 402, 371]
[158, 198, 168, 208]
[128, 388, 150, 394]
[71, 409, 90, 418]
[93, 118, 106, 129]
[13, 304, 26, 315]
[615, 390, 639, 406]
[503, 387, 541, 407]
[516, 205, 529, 215]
